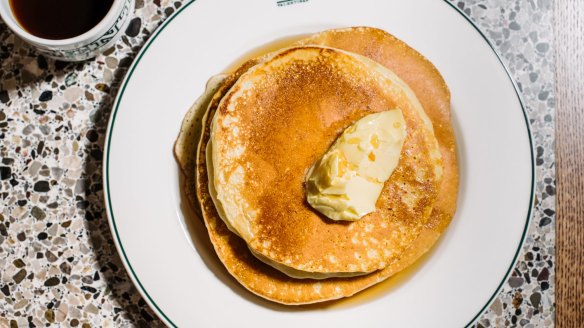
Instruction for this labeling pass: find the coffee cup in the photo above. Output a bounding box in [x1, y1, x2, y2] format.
[0, 0, 135, 61]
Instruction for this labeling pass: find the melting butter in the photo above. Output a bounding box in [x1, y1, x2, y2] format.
[306, 110, 407, 221]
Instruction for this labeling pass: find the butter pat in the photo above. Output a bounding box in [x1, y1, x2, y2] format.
[306, 110, 407, 221]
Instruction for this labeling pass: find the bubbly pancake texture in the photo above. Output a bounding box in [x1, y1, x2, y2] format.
[209, 46, 442, 276]
[176, 26, 458, 304]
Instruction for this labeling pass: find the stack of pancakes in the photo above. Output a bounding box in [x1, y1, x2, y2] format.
[175, 27, 458, 305]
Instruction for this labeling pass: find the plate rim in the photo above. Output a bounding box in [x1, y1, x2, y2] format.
[102, 1, 535, 327]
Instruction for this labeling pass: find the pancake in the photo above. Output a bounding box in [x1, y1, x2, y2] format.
[176, 26, 458, 304]
[175, 74, 226, 213]
[209, 46, 442, 276]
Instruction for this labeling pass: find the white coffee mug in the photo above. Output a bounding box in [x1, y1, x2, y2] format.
[0, 0, 135, 61]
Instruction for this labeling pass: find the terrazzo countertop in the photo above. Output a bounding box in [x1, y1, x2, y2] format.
[0, 0, 555, 326]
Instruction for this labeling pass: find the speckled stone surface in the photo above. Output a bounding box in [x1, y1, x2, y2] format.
[0, 0, 554, 327]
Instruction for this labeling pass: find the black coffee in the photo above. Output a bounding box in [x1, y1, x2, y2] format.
[9, 0, 114, 40]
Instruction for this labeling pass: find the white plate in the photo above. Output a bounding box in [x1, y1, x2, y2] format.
[104, 0, 534, 326]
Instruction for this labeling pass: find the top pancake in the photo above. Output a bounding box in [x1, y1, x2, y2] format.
[209, 45, 443, 275]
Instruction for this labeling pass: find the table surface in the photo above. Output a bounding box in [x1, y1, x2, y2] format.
[0, 0, 579, 326]
[555, 1, 584, 327]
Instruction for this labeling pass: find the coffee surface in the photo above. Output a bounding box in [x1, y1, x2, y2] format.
[10, 0, 114, 40]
